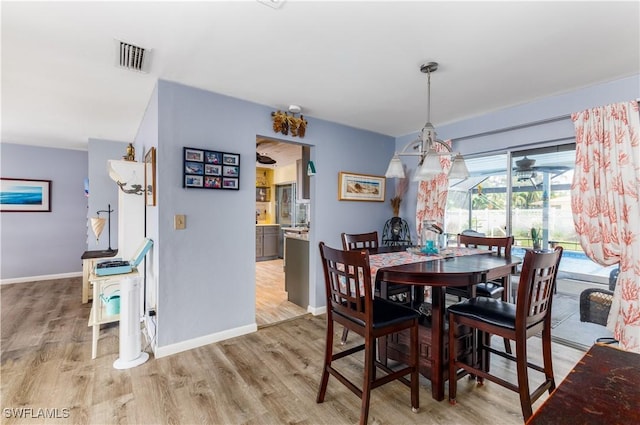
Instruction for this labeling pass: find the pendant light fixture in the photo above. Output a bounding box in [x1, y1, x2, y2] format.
[385, 62, 469, 181]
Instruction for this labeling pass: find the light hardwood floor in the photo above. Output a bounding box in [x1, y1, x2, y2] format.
[256, 259, 307, 327]
[1, 276, 586, 424]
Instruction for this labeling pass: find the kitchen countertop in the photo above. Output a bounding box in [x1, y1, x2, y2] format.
[284, 232, 309, 241]
[256, 223, 280, 227]
[281, 226, 309, 233]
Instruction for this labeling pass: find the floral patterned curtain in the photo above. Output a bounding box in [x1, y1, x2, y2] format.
[415, 140, 452, 238]
[571, 100, 640, 353]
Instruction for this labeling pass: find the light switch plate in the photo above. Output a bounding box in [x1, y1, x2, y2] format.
[175, 214, 186, 230]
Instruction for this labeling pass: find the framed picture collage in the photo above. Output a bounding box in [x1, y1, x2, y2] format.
[183, 147, 240, 191]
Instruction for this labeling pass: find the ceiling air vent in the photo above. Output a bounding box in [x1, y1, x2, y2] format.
[115, 39, 150, 73]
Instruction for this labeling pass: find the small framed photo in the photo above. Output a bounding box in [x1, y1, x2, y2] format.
[223, 166, 239, 177]
[205, 164, 221, 176]
[185, 175, 203, 187]
[183, 147, 240, 190]
[1, 178, 52, 212]
[223, 153, 240, 166]
[185, 148, 204, 162]
[338, 171, 386, 202]
[223, 178, 238, 190]
[204, 176, 222, 188]
[185, 161, 204, 175]
[205, 151, 222, 164]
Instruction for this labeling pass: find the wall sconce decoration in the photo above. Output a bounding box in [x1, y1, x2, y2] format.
[271, 105, 308, 138]
[307, 160, 316, 176]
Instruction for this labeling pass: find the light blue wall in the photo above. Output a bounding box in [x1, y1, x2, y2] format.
[87, 138, 127, 251]
[0, 143, 88, 279]
[397, 74, 640, 235]
[152, 80, 394, 347]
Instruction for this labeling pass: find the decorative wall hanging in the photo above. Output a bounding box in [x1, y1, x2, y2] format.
[0, 178, 52, 212]
[271, 105, 308, 138]
[145, 147, 156, 206]
[183, 147, 240, 191]
[338, 172, 385, 202]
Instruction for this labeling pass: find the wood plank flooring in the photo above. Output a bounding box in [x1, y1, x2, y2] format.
[256, 259, 307, 327]
[1, 276, 587, 424]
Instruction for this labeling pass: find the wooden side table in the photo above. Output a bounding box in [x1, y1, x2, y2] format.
[88, 270, 137, 359]
[527, 343, 640, 424]
[81, 249, 117, 303]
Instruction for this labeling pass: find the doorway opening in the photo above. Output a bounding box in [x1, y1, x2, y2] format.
[255, 136, 311, 328]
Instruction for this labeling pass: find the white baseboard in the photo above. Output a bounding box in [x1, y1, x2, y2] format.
[154, 323, 258, 358]
[1, 271, 82, 285]
[307, 305, 326, 316]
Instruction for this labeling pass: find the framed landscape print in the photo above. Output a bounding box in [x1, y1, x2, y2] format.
[183, 147, 240, 190]
[338, 172, 385, 202]
[1, 178, 52, 212]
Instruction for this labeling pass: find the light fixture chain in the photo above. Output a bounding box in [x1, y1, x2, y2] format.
[426, 68, 431, 124]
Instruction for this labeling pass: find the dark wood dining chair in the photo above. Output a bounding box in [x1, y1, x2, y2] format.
[447, 246, 563, 422]
[317, 242, 420, 425]
[447, 234, 514, 300]
[341, 231, 380, 251]
[448, 234, 515, 353]
[340, 231, 413, 344]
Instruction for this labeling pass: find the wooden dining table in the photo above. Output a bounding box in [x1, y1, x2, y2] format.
[368, 246, 521, 401]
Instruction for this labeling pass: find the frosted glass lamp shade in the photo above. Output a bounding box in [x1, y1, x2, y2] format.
[448, 154, 470, 179]
[413, 151, 442, 181]
[385, 155, 405, 178]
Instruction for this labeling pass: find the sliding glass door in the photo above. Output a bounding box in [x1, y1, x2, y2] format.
[510, 147, 576, 252]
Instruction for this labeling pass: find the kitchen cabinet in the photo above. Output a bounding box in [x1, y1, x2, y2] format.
[284, 235, 309, 308]
[256, 225, 279, 261]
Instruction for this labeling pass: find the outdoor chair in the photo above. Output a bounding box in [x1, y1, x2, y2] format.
[579, 267, 619, 344]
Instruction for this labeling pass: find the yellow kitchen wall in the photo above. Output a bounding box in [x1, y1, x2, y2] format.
[273, 163, 296, 184]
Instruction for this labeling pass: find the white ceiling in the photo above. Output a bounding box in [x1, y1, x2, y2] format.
[2, 1, 639, 152]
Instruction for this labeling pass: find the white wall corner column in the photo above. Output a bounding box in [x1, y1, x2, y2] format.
[107, 160, 145, 259]
[107, 160, 147, 368]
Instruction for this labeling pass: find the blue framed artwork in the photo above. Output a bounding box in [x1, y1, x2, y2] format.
[1, 178, 52, 212]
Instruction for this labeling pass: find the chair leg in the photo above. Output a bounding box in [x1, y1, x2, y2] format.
[515, 337, 533, 421]
[478, 330, 490, 383]
[448, 313, 458, 404]
[541, 325, 556, 394]
[360, 335, 375, 425]
[410, 321, 419, 412]
[340, 327, 349, 345]
[317, 319, 334, 403]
